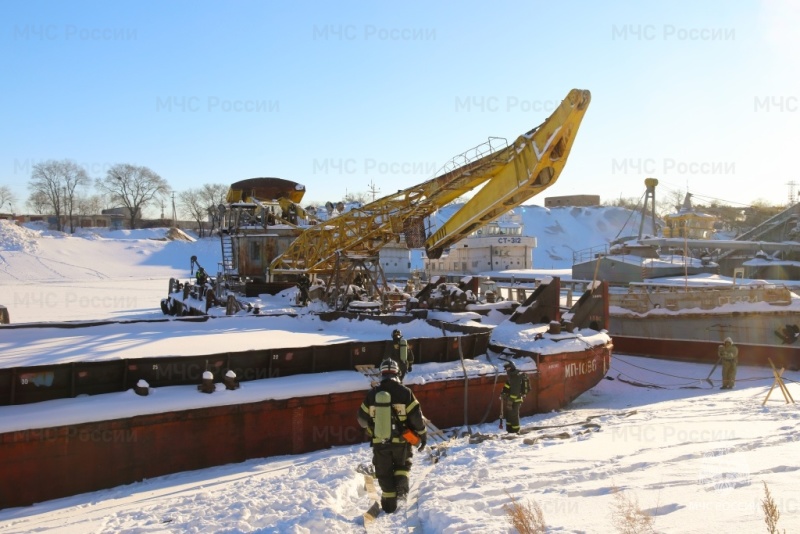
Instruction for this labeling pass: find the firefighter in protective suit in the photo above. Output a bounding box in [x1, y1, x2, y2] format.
[501, 361, 527, 434]
[357, 359, 427, 514]
[384, 329, 413, 382]
[296, 273, 310, 306]
[718, 337, 738, 389]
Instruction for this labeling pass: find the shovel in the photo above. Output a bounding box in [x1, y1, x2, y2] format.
[705, 357, 722, 386]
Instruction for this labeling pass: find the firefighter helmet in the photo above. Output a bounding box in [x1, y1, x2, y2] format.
[380, 358, 400, 375]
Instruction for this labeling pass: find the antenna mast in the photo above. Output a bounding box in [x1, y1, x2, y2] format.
[367, 179, 380, 202]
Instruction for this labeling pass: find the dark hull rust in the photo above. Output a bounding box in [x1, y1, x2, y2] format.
[612, 335, 799, 371]
[0, 343, 610, 509]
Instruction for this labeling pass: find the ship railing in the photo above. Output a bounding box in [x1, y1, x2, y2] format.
[572, 244, 609, 264]
[435, 136, 509, 178]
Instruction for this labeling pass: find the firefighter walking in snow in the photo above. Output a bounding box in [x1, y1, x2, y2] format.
[501, 361, 529, 434]
[718, 337, 738, 389]
[357, 358, 427, 514]
[384, 329, 413, 382]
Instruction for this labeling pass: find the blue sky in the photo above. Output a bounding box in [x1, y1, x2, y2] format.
[2, 0, 798, 211]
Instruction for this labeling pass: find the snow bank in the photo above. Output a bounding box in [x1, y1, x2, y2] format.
[0, 219, 40, 253]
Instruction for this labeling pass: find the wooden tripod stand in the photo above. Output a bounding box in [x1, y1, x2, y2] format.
[762, 358, 796, 406]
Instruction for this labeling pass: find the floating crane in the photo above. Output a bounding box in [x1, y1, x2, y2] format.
[269, 89, 591, 301]
[176, 89, 591, 314]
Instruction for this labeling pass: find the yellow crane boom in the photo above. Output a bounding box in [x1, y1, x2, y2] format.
[269, 88, 591, 277]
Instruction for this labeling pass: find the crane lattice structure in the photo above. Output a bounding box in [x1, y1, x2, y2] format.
[269, 89, 591, 283]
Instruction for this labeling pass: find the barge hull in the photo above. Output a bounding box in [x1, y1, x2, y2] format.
[610, 312, 800, 370]
[612, 335, 799, 371]
[0, 345, 610, 509]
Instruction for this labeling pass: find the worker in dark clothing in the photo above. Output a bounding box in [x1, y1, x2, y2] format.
[383, 329, 413, 381]
[296, 273, 310, 306]
[501, 361, 527, 434]
[195, 267, 207, 286]
[195, 267, 208, 297]
[357, 359, 427, 514]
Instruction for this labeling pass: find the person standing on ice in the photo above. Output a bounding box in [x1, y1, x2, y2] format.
[501, 361, 528, 434]
[718, 337, 738, 389]
[383, 329, 413, 382]
[357, 358, 427, 514]
[296, 273, 310, 306]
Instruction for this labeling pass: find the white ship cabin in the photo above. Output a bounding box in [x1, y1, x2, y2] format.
[380, 239, 413, 282]
[663, 193, 716, 240]
[423, 210, 537, 278]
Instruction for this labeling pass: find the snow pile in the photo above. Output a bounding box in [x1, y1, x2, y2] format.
[73, 226, 174, 240]
[420, 204, 651, 270]
[0, 219, 40, 253]
[164, 227, 196, 242]
[490, 321, 611, 356]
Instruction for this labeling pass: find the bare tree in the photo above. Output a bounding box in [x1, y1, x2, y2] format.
[26, 190, 50, 214]
[0, 185, 16, 212]
[75, 194, 107, 226]
[199, 183, 229, 234]
[661, 188, 687, 216]
[28, 160, 90, 232]
[178, 189, 208, 237]
[97, 164, 170, 229]
[602, 196, 640, 211]
[78, 195, 106, 215]
[344, 190, 370, 205]
[744, 199, 784, 230]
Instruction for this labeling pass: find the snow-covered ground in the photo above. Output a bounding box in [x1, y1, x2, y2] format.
[0, 358, 797, 533]
[1, 217, 799, 533]
[0, 221, 216, 324]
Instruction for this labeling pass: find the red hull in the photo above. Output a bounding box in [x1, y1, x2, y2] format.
[0, 344, 610, 509]
[612, 335, 799, 371]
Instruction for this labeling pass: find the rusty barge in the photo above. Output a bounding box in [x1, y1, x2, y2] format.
[0, 278, 610, 509]
[608, 281, 800, 371]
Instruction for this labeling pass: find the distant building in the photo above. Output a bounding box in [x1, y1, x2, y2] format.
[380, 241, 412, 281]
[423, 210, 536, 277]
[2, 213, 123, 229]
[101, 208, 131, 230]
[544, 194, 600, 208]
[3, 208, 202, 232]
[662, 193, 716, 240]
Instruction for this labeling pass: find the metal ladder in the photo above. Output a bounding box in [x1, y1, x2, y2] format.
[219, 234, 236, 280]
